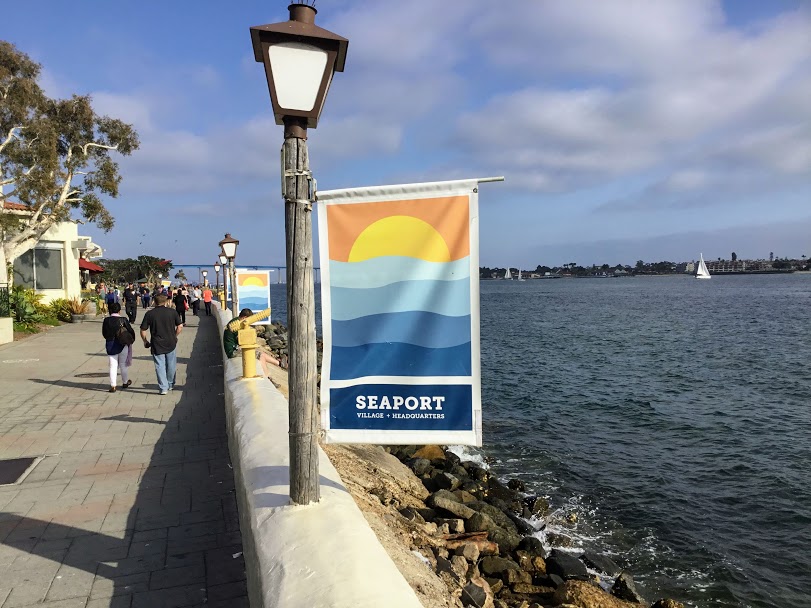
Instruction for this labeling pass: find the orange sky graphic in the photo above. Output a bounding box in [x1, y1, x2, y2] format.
[327, 196, 470, 263]
[236, 272, 269, 287]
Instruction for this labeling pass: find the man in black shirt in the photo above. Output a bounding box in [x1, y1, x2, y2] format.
[139, 294, 183, 395]
[123, 283, 139, 323]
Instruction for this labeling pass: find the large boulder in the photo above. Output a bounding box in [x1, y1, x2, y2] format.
[517, 536, 545, 556]
[582, 552, 621, 577]
[414, 444, 446, 460]
[552, 580, 640, 607]
[611, 571, 646, 604]
[468, 502, 519, 535]
[480, 556, 521, 577]
[433, 496, 476, 520]
[462, 576, 495, 608]
[546, 549, 589, 581]
[409, 458, 432, 476]
[651, 600, 685, 608]
[486, 477, 519, 502]
[468, 512, 521, 553]
[434, 471, 462, 491]
[505, 510, 537, 536]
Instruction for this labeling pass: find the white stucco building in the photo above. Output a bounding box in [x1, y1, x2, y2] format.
[1, 201, 104, 344]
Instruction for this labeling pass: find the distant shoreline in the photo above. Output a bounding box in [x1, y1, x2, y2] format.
[483, 270, 806, 280]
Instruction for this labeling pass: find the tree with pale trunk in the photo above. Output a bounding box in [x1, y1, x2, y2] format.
[0, 41, 139, 285]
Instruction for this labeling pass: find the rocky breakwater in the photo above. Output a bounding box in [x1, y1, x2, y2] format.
[388, 445, 684, 608]
[254, 322, 322, 379]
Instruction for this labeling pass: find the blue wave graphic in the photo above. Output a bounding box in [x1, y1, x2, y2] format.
[239, 297, 271, 309]
[331, 277, 470, 321]
[330, 342, 471, 379]
[332, 311, 470, 348]
[329, 256, 470, 289]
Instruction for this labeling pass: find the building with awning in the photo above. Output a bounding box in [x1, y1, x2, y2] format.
[3, 201, 105, 302]
[78, 258, 104, 289]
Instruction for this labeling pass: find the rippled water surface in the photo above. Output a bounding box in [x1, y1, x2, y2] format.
[478, 275, 811, 607]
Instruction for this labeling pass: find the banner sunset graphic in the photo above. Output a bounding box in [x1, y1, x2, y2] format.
[326, 195, 471, 380]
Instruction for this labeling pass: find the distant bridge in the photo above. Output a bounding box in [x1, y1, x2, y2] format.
[169, 265, 321, 284]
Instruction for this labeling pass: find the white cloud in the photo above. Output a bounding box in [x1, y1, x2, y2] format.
[452, 1, 811, 198]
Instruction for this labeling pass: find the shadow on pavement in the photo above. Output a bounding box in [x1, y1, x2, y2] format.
[1, 314, 248, 607]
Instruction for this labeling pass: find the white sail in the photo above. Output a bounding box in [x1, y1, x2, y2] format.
[504, 268, 512, 280]
[696, 254, 711, 279]
[517, 269, 525, 281]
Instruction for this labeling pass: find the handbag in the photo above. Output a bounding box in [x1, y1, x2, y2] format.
[184, 299, 189, 310]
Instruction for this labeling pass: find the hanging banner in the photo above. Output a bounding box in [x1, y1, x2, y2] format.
[234, 270, 272, 325]
[317, 179, 484, 445]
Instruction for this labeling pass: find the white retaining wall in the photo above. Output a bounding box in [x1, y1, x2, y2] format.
[215, 307, 423, 608]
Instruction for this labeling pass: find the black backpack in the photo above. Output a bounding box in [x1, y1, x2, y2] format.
[115, 319, 135, 346]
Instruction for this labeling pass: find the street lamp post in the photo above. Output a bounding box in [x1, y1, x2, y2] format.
[219, 234, 239, 317]
[202, 270, 208, 287]
[214, 262, 220, 292]
[250, 3, 348, 505]
[218, 252, 228, 309]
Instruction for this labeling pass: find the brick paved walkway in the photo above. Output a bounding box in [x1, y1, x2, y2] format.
[0, 309, 247, 607]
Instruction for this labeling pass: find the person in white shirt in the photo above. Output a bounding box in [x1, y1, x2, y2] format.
[191, 286, 202, 316]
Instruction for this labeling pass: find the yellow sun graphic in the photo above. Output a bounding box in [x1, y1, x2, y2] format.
[240, 276, 265, 287]
[348, 216, 451, 263]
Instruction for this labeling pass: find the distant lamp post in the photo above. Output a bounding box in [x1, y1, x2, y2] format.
[214, 262, 221, 293]
[218, 252, 228, 309]
[219, 233, 239, 317]
[201, 270, 208, 287]
[250, 3, 348, 505]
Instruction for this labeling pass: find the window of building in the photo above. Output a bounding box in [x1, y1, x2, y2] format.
[13, 245, 64, 290]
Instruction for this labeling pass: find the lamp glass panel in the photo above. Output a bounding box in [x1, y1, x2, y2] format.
[218, 254, 228, 265]
[214, 264, 220, 272]
[267, 42, 328, 111]
[221, 242, 237, 258]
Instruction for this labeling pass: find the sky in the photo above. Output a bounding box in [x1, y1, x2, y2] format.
[4, 0, 810, 272]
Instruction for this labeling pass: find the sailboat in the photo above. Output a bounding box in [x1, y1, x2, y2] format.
[695, 254, 711, 280]
[504, 267, 512, 280]
[517, 269, 525, 282]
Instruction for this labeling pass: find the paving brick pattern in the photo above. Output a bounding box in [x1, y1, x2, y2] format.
[0, 309, 247, 607]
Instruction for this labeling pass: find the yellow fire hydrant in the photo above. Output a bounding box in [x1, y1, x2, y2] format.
[227, 308, 272, 379]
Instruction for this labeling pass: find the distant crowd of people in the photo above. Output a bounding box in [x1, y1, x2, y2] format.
[97, 281, 214, 323]
[100, 280, 280, 395]
[100, 281, 213, 394]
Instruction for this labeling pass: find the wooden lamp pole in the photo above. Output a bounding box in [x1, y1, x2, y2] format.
[251, 2, 348, 505]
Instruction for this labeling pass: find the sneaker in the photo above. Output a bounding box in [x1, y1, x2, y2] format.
[122, 380, 132, 389]
[109, 386, 116, 393]
[159, 390, 168, 395]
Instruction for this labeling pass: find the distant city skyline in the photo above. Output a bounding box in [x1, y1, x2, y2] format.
[3, 0, 809, 268]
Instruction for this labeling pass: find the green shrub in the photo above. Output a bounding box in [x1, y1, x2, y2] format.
[13, 321, 39, 333]
[10, 286, 43, 329]
[48, 298, 72, 322]
[40, 316, 60, 326]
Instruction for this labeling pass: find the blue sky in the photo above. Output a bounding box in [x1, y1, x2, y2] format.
[4, 0, 809, 270]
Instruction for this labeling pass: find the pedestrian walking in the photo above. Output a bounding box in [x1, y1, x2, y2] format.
[140, 285, 151, 309]
[191, 285, 202, 316]
[123, 282, 139, 323]
[173, 288, 188, 324]
[139, 294, 183, 395]
[202, 286, 213, 316]
[105, 287, 119, 307]
[102, 302, 135, 393]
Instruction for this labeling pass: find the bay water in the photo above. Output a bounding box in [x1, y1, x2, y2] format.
[478, 275, 811, 608]
[271, 273, 811, 607]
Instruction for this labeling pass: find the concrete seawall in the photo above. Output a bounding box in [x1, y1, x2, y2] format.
[215, 306, 424, 608]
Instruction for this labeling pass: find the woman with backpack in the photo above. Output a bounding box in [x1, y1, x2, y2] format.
[102, 302, 136, 392]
